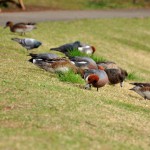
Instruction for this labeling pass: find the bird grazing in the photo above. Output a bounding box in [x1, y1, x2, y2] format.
[28, 53, 58, 62]
[11, 38, 42, 51]
[69, 56, 98, 71]
[97, 61, 119, 69]
[50, 41, 96, 56]
[29, 57, 79, 74]
[84, 69, 108, 91]
[104, 68, 128, 87]
[4, 21, 36, 35]
[130, 83, 150, 100]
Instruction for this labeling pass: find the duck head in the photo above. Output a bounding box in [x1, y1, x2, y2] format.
[4, 21, 13, 28]
[85, 74, 99, 91]
[87, 74, 99, 84]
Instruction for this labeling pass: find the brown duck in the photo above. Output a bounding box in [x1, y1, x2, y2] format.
[4, 21, 36, 35]
[105, 68, 128, 87]
[29, 57, 81, 74]
[130, 83, 150, 100]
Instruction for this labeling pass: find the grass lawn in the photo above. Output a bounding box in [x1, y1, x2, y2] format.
[1, 0, 150, 10]
[24, 0, 150, 9]
[0, 18, 150, 150]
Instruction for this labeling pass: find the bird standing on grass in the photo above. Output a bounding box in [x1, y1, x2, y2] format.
[130, 83, 150, 100]
[50, 41, 82, 55]
[104, 68, 128, 87]
[29, 57, 80, 74]
[11, 38, 42, 51]
[69, 56, 98, 70]
[84, 68, 108, 91]
[78, 45, 96, 55]
[4, 21, 36, 35]
[28, 53, 58, 62]
[50, 41, 96, 56]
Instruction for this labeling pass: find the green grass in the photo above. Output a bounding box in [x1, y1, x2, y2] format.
[1, 0, 150, 10]
[68, 49, 88, 57]
[23, 0, 150, 9]
[68, 49, 107, 62]
[57, 70, 84, 84]
[127, 72, 143, 81]
[0, 18, 150, 150]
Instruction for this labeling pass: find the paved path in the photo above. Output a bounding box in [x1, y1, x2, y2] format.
[0, 9, 150, 26]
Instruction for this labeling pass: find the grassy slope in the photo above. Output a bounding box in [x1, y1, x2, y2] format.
[0, 18, 150, 150]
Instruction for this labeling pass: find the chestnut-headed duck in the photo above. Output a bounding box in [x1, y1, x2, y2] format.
[130, 83, 150, 100]
[78, 45, 96, 55]
[69, 56, 98, 70]
[4, 21, 36, 35]
[29, 57, 79, 74]
[84, 68, 108, 91]
[12, 38, 42, 50]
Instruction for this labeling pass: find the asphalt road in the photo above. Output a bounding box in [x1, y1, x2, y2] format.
[0, 9, 150, 26]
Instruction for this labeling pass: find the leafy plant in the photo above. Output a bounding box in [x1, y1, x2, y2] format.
[68, 49, 89, 57]
[57, 70, 84, 84]
[127, 72, 143, 81]
[91, 55, 107, 63]
[68, 49, 107, 63]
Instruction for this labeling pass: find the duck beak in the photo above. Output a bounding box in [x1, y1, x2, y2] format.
[84, 83, 91, 90]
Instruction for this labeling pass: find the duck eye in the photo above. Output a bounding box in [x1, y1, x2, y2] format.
[88, 78, 91, 82]
[93, 80, 97, 83]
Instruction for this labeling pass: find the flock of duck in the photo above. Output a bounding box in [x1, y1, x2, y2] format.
[4, 21, 150, 100]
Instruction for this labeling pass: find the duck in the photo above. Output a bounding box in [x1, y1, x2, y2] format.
[84, 68, 108, 91]
[129, 83, 150, 100]
[50, 41, 96, 56]
[69, 56, 98, 71]
[97, 61, 119, 69]
[29, 57, 79, 74]
[28, 53, 58, 62]
[50, 41, 81, 54]
[78, 45, 96, 55]
[12, 38, 42, 50]
[4, 21, 36, 35]
[104, 68, 128, 87]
